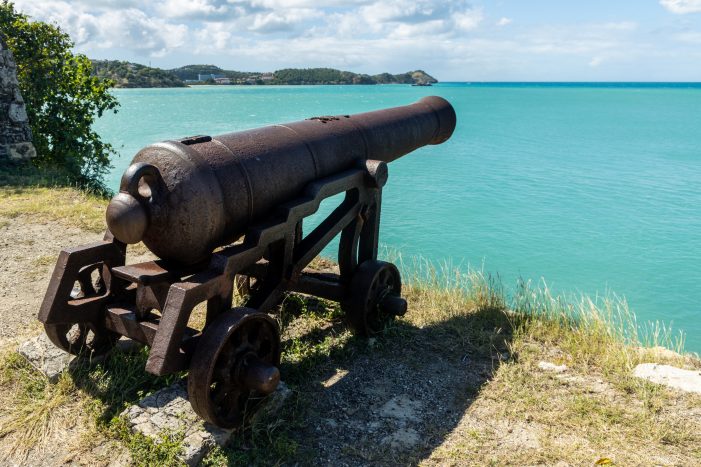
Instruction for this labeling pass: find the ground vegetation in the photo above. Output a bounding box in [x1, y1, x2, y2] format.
[0, 175, 698, 466]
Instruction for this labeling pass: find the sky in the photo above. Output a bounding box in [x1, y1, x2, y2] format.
[9, 0, 701, 81]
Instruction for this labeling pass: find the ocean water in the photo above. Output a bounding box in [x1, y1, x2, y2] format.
[95, 83, 701, 353]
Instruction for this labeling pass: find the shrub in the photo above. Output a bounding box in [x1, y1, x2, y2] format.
[1, 0, 119, 194]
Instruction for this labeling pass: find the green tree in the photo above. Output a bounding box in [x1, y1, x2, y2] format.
[1, 1, 118, 193]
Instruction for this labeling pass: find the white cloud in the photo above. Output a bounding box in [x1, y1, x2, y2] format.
[496, 17, 512, 27]
[7, 0, 701, 79]
[13, 1, 188, 56]
[5, 0, 475, 63]
[343, 0, 483, 39]
[589, 56, 604, 67]
[157, 0, 230, 19]
[454, 9, 483, 31]
[660, 0, 701, 14]
[193, 23, 233, 51]
[249, 8, 321, 33]
[97, 9, 188, 57]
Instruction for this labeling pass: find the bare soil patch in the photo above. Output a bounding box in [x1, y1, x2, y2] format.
[0, 216, 102, 346]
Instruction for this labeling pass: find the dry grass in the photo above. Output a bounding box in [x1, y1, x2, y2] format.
[0, 185, 107, 233]
[0, 353, 88, 461]
[403, 266, 701, 466]
[1, 260, 699, 465]
[0, 179, 699, 465]
[0, 345, 181, 465]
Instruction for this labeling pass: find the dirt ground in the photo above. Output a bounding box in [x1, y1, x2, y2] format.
[0, 216, 152, 466]
[0, 217, 104, 346]
[1, 215, 699, 466]
[0, 216, 505, 466]
[0, 216, 154, 348]
[269, 313, 508, 465]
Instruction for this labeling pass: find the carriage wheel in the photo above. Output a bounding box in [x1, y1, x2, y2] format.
[44, 322, 119, 356]
[342, 260, 407, 337]
[188, 308, 281, 428]
[44, 263, 118, 356]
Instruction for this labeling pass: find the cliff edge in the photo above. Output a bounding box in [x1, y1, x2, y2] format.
[0, 177, 699, 465]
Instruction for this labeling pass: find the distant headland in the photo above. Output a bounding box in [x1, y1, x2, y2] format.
[90, 61, 438, 88]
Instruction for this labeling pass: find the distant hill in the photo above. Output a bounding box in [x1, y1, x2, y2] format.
[91, 61, 438, 87]
[271, 68, 437, 85]
[91, 60, 186, 88]
[168, 65, 257, 82]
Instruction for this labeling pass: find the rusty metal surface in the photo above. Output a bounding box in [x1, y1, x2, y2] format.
[187, 308, 281, 428]
[39, 98, 456, 428]
[144, 167, 372, 375]
[106, 96, 456, 264]
[342, 260, 405, 336]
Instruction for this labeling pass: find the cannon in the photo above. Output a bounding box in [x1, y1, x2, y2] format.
[38, 96, 456, 428]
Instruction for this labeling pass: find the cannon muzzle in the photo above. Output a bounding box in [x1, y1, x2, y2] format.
[107, 96, 456, 264]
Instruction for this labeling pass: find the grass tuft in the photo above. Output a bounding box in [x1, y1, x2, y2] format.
[0, 352, 82, 460]
[0, 164, 109, 232]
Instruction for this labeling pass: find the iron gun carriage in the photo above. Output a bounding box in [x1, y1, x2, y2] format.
[38, 96, 456, 428]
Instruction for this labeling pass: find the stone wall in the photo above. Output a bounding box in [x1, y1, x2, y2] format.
[0, 35, 36, 162]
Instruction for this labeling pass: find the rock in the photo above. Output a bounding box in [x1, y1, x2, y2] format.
[538, 361, 568, 373]
[633, 363, 701, 394]
[121, 380, 292, 466]
[1, 35, 36, 161]
[8, 102, 27, 122]
[641, 346, 683, 360]
[18, 332, 76, 382]
[18, 333, 141, 382]
[251, 380, 291, 423]
[9, 141, 36, 160]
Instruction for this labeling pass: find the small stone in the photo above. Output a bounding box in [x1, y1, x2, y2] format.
[250, 380, 292, 424]
[17, 334, 140, 382]
[8, 102, 27, 122]
[538, 361, 568, 373]
[9, 142, 37, 160]
[122, 380, 292, 466]
[379, 395, 422, 422]
[18, 333, 76, 382]
[633, 363, 701, 394]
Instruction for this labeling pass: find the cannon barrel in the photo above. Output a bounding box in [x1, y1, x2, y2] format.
[106, 96, 456, 264]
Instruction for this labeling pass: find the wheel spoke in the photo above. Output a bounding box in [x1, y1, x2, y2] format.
[189, 309, 280, 428]
[218, 340, 237, 367]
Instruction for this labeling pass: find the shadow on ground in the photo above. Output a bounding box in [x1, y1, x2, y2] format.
[67, 344, 180, 425]
[61, 297, 513, 466]
[240, 302, 515, 466]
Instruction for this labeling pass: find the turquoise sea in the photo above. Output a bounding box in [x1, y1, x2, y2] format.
[95, 83, 701, 353]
